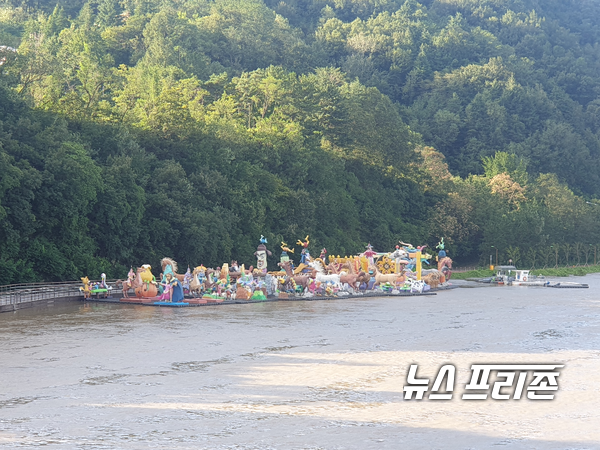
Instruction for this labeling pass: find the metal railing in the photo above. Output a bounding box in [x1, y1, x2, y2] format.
[452, 266, 478, 273]
[0, 280, 117, 307]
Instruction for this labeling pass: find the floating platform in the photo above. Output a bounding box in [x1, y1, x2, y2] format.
[153, 301, 189, 306]
[510, 281, 549, 286]
[79, 289, 441, 308]
[548, 282, 589, 288]
[120, 297, 154, 303]
[467, 278, 589, 288]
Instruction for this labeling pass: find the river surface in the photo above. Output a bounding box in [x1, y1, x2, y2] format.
[1, 276, 600, 449]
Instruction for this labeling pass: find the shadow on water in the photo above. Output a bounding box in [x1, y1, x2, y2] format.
[0, 401, 594, 449]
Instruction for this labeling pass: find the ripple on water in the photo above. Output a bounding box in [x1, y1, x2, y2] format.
[263, 345, 297, 352]
[81, 374, 129, 385]
[0, 396, 48, 409]
[532, 329, 580, 339]
[3, 279, 600, 448]
[171, 356, 232, 373]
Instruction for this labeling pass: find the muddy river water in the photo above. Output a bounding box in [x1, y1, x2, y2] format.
[1, 276, 600, 449]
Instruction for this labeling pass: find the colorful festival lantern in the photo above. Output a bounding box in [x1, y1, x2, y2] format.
[436, 237, 446, 258]
[297, 235, 310, 264]
[137, 264, 158, 298]
[320, 248, 328, 264]
[254, 239, 272, 273]
[280, 241, 294, 263]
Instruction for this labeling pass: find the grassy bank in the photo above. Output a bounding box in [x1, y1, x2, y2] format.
[451, 269, 494, 280]
[451, 265, 600, 280]
[530, 265, 600, 277]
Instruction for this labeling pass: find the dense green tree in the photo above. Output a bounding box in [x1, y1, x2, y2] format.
[97, 0, 120, 29]
[2, 0, 600, 282]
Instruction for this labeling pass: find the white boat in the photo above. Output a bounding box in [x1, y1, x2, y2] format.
[473, 266, 588, 288]
[508, 269, 588, 288]
[509, 270, 548, 286]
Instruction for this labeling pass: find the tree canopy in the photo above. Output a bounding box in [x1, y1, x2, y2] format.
[2, 0, 600, 282]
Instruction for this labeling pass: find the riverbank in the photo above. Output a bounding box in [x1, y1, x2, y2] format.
[452, 264, 600, 280]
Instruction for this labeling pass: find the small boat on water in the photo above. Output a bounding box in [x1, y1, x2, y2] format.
[508, 269, 588, 288]
[471, 265, 517, 284]
[471, 266, 588, 288]
[510, 269, 548, 286]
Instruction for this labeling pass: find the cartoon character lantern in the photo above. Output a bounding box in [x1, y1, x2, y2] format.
[137, 265, 158, 298]
[320, 248, 328, 264]
[436, 238, 446, 258]
[280, 241, 294, 263]
[361, 243, 378, 267]
[297, 235, 310, 264]
[254, 241, 272, 272]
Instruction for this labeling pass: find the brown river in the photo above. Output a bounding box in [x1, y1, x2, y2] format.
[1, 276, 600, 449]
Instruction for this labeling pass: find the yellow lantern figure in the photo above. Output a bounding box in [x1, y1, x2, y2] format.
[416, 251, 422, 281]
[376, 256, 395, 274]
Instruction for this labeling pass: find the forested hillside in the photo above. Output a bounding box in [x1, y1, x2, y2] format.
[1, 0, 600, 282]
